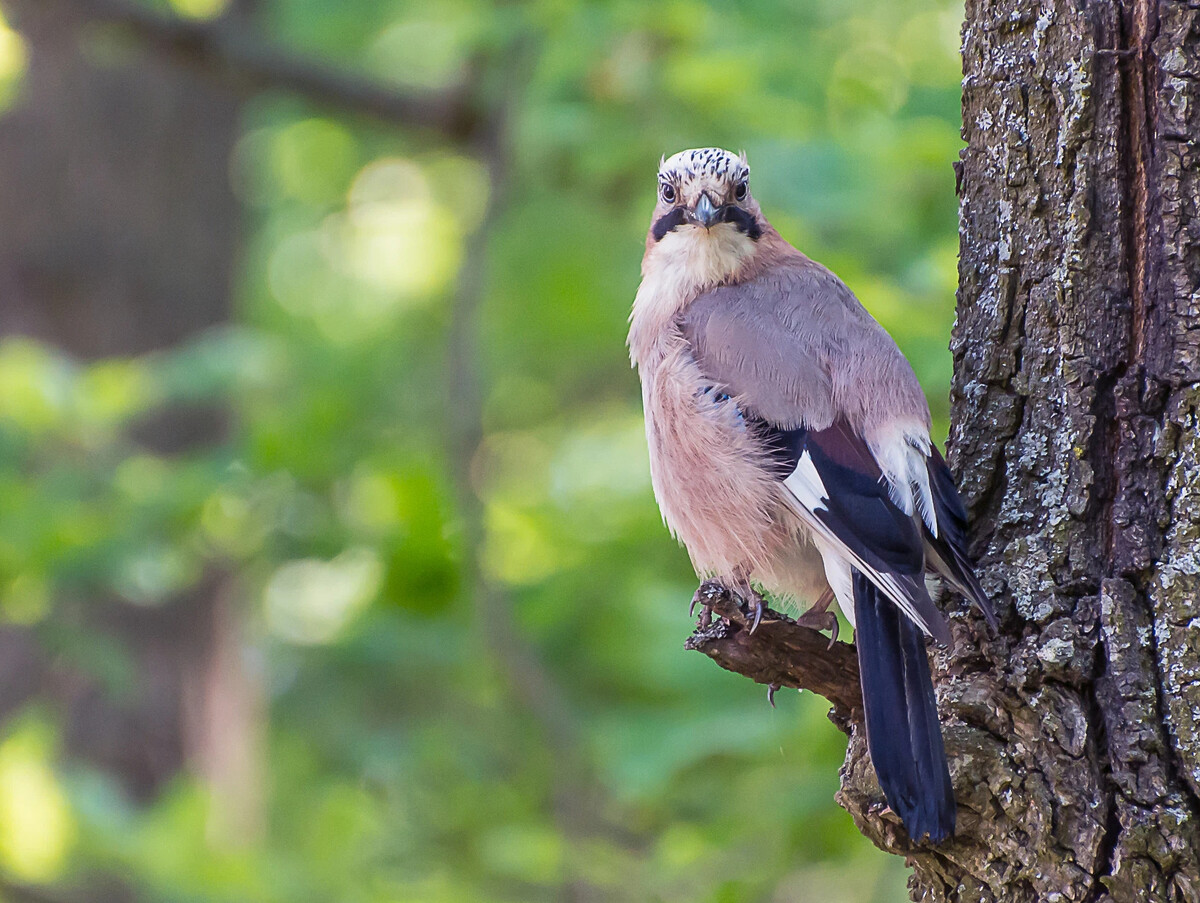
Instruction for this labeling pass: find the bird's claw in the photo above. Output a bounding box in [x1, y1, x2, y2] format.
[733, 583, 767, 635]
[796, 608, 839, 649]
[747, 598, 764, 634]
[767, 682, 780, 708]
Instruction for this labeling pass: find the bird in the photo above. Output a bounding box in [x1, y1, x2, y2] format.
[628, 147, 996, 844]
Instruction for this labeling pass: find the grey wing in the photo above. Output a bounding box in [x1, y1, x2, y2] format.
[679, 264, 850, 430]
[680, 261, 933, 431]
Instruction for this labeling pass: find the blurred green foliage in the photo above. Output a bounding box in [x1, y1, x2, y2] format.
[0, 0, 966, 898]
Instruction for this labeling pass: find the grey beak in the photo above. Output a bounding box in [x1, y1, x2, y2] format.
[693, 193, 720, 228]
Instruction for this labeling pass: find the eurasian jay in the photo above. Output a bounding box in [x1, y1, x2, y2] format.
[628, 147, 996, 844]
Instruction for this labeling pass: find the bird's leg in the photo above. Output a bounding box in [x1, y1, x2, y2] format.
[795, 587, 839, 649]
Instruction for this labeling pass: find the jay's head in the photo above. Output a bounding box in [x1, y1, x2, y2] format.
[649, 147, 764, 245]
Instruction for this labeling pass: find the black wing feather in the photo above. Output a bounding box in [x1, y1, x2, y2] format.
[755, 417, 950, 643]
[924, 447, 998, 630]
[758, 419, 924, 575]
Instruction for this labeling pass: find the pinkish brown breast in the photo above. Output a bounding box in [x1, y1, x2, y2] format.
[641, 333, 797, 583]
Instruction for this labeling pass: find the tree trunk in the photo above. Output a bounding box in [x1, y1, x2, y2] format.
[837, 0, 1200, 898]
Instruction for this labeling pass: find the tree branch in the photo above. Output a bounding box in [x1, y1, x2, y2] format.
[45, 0, 479, 138]
[684, 580, 862, 719]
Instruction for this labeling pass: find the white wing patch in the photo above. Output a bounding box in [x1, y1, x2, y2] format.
[783, 449, 828, 513]
[869, 424, 938, 538]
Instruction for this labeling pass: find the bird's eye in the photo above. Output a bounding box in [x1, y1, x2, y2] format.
[660, 182, 676, 204]
[735, 180, 748, 202]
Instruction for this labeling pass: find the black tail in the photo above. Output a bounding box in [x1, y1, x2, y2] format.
[853, 569, 955, 843]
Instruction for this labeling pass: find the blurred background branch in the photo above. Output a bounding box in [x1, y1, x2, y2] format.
[48, 0, 479, 135]
[440, 31, 619, 901]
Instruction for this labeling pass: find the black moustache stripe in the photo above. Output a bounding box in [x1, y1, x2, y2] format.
[651, 207, 689, 241]
[722, 205, 762, 240]
[650, 205, 762, 242]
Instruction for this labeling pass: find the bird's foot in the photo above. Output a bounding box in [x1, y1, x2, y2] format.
[795, 608, 839, 649]
[691, 580, 767, 633]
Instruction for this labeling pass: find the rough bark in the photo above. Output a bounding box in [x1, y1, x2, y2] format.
[688, 1, 1200, 899]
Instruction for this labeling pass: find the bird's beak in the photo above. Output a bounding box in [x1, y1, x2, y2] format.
[693, 193, 720, 229]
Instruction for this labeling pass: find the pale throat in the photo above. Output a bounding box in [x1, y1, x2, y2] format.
[629, 225, 758, 366]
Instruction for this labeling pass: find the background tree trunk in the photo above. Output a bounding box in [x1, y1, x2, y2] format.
[835, 0, 1200, 899]
[0, 0, 261, 848]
